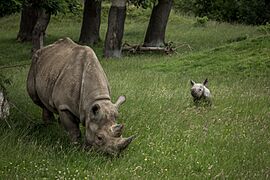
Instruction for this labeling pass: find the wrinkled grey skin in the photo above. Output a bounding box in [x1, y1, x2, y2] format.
[190, 78, 212, 106]
[27, 37, 133, 156]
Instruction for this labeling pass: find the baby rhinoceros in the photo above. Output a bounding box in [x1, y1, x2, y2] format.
[27, 37, 134, 156]
[190, 78, 212, 106]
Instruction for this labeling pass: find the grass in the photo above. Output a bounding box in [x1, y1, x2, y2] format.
[0, 6, 270, 179]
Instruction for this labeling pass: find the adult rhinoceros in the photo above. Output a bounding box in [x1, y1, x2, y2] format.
[27, 37, 133, 155]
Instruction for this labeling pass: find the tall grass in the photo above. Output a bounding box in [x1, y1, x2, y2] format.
[0, 7, 269, 179]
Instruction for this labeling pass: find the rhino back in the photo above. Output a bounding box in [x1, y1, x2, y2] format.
[33, 38, 110, 118]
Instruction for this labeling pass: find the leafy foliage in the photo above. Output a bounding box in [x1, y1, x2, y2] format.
[24, 0, 82, 15]
[128, 0, 157, 9]
[174, 0, 270, 25]
[194, 16, 208, 27]
[0, 0, 82, 17]
[0, 0, 21, 17]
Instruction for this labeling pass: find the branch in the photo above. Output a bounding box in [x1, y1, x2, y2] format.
[122, 42, 176, 54]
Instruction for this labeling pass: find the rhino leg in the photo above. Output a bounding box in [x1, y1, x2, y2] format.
[58, 110, 81, 143]
[42, 108, 55, 124]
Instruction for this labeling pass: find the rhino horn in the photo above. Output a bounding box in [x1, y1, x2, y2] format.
[118, 135, 135, 150]
[115, 95, 126, 109]
[111, 124, 124, 137]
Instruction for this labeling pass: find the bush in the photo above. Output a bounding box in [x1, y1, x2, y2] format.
[173, 0, 270, 25]
[194, 16, 208, 27]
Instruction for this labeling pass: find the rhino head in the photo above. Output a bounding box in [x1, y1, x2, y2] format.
[190, 78, 208, 99]
[85, 96, 134, 156]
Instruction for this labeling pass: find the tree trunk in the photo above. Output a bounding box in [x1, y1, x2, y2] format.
[17, 3, 39, 42]
[143, 0, 173, 47]
[32, 9, 51, 54]
[104, 0, 127, 58]
[79, 0, 102, 45]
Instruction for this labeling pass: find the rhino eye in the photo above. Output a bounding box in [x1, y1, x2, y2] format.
[95, 135, 105, 146]
[96, 134, 105, 142]
[97, 135, 103, 141]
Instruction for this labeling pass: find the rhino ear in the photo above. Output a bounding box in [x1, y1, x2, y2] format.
[115, 95, 126, 109]
[203, 78, 208, 86]
[190, 80, 195, 86]
[91, 104, 100, 116]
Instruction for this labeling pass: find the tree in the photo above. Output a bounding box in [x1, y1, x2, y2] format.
[79, 0, 102, 45]
[17, 0, 54, 44]
[17, 0, 53, 53]
[104, 0, 127, 58]
[17, 0, 81, 53]
[17, 2, 39, 42]
[31, 9, 51, 53]
[143, 0, 173, 47]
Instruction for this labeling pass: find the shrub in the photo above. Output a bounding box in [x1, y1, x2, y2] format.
[194, 16, 208, 27]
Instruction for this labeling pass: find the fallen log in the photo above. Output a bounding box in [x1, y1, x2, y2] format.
[122, 42, 176, 54]
[122, 42, 193, 55]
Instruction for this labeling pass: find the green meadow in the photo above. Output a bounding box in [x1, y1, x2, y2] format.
[0, 8, 270, 179]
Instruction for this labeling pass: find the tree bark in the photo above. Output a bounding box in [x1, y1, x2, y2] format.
[143, 0, 173, 47]
[79, 0, 102, 45]
[17, 3, 39, 42]
[32, 9, 51, 54]
[104, 0, 127, 58]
